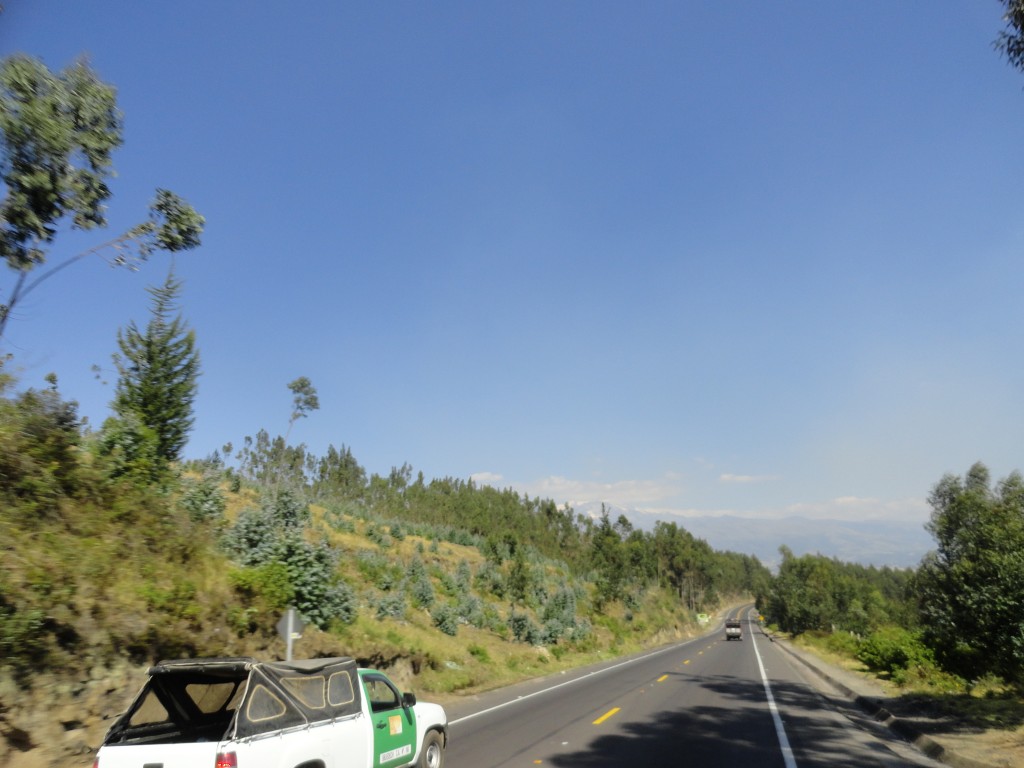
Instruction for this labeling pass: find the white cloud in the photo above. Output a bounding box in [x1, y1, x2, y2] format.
[518, 474, 684, 508]
[719, 473, 776, 485]
[470, 471, 505, 486]
[783, 496, 930, 522]
[640, 506, 743, 519]
[472, 470, 931, 524]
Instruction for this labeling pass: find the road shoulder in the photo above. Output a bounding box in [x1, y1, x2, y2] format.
[761, 627, 1014, 768]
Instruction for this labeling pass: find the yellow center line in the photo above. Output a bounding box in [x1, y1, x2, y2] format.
[593, 707, 621, 725]
[683, 659, 691, 665]
[656, 674, 668, 682]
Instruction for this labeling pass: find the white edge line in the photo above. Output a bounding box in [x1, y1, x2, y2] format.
[750, 618, 798, 768]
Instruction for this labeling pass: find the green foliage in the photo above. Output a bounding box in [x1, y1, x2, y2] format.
[474, 561, 506, 598]
[94, 412, 163, 484]
[509, 611, 540, 644]
[284, 376, 319, 442]
[857, 626, 934, 678]
[178, 472, 226, 522]
[589, 511, 626, 609]
[312, 444, 366, 500]
[0, 379, 84, 516]
[275, 532, 355, 628]
[917, 463, 1024, 682]
[375, 592, 406, 620]
[0, 56, 203, 340]
[0, 55, 121, 270]
[451, 593, 481, 628]
[409, 574, 436, 610]
[996, 1, 1024, 73]
[506, 550, 534, 606]
[431, 603, 459, 636]
[766, 548, 913, 636]
[237, 429, 310, 491]
[112, 268, 199, 464]
[0, 596, 47, 679]
[229, 563, 294, 612]
[222, 491, 352, 629]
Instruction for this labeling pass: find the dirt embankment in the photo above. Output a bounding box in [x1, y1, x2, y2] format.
[1, 661, 147, 768]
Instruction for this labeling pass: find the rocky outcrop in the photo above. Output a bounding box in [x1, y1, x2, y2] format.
[0, 661, 147, 768]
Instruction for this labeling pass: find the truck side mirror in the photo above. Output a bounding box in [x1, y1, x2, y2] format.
[402, 692, 417, 708]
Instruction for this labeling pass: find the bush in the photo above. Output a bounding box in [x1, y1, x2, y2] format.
[229, 563, 294, 612]
[409, 576, 435, 610]
[456, 594, 485, 628]
[509, 611, 539, 644]
[376, 592, 406, 620]
[857, 626, 934, 677]
[178, 473, 226, 522]
[431, 604, 459, 636]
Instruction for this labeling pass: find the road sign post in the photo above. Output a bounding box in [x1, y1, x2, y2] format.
[276, 607, 306, 661]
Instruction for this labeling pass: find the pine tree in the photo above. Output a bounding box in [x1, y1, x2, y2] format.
[112, 267, 199, 463]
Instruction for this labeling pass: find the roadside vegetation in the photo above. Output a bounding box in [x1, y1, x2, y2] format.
[0, 366, 766, 696]
[760, 461, 1024, 747]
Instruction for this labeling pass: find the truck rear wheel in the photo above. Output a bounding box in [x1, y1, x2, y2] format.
[418, 730, 444, 768]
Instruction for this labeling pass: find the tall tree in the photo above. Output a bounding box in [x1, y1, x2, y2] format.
[996, 0, 1024, 73]
[112, 267, 199, 463]
[917, 462, 1024, 681]
[284, 376, 319, 442]
[0, 55, 203, 341]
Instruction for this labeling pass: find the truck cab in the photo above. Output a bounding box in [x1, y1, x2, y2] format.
[725, 619, 743, 641]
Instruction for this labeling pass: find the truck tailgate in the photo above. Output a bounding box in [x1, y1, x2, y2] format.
[97, 741, 220, 768]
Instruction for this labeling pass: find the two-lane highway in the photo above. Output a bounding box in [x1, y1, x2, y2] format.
[443, 613, 941, 767]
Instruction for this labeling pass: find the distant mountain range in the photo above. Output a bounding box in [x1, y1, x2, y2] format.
[572, 502, 934, 571]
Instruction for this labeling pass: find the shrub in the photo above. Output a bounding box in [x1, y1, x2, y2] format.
[509, 611, 540, 644]
[542, 618, 565, 645]
[857, 626, 934, 677]
[376, 593, 406, 620]
[409, 576, 435, 610]
[178, 473, 226, 522]
[475, 562, 505, 598]
[455, 560, 473, 591]
[456, 594, 485, 628]
[431, 604, 459, 636]
[229, 563, 294, 611]
[222, 507, 278, 566]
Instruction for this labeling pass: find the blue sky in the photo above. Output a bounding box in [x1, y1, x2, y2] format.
[3, 2, 1023, 526]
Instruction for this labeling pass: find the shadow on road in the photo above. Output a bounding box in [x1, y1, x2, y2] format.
[548, 672, 921, 767]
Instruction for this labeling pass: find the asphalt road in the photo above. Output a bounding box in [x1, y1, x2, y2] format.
[443, 611, 941, 768]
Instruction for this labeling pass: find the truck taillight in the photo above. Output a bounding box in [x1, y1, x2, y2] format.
[215, 751, 237, 768]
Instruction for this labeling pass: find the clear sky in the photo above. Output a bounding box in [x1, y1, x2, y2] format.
[3, 2, 1022, 526]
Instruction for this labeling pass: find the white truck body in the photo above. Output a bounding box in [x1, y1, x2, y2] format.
[93, 657, 446, 768]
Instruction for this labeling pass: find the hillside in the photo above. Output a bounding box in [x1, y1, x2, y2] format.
[0, 381, 766, 767]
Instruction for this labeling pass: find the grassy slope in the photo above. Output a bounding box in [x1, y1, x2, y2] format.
[1, 472, 723, 702]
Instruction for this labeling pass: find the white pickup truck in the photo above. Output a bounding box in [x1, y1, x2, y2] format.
[92, 656, 448, 768]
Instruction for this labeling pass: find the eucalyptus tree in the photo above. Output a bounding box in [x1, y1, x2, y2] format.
[917, 462, 1024, 680]
[996, 0, 1024, 73]
[0, 55, 203, 342]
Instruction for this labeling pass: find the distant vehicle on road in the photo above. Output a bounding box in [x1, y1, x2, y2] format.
[725, 619, 743, 641]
